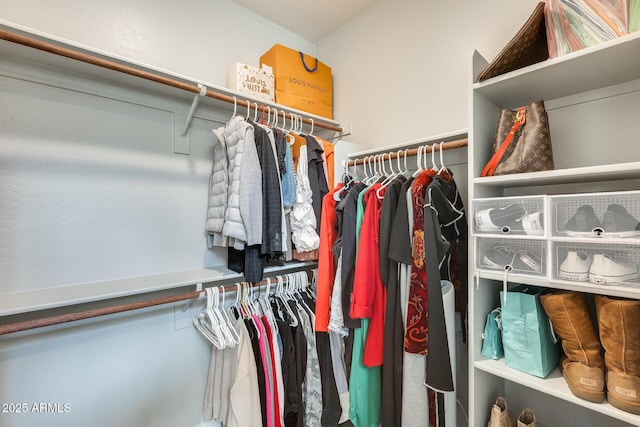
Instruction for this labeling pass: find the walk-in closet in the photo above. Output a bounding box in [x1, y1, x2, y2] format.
[1, 1, 639, 426]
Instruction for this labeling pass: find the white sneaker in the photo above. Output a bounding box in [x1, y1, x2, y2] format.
[589, 254, 640, 285]
[559, 251, 592, 281]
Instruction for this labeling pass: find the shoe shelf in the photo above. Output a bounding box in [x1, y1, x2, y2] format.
[472, 195, 547, 238]
[474, 358, 640, 426]
[472, 161, 640, 188]
[477, 271, 640, 300]
[476, 238, 547, 278]
[470, 32, 640, 427]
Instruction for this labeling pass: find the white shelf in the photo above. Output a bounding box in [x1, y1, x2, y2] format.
[0, 261, 317, 317]
[473, 32, 640, 107]
[475, 359, 640, 426]
[478, 270, 640, 299]
[473, 161, 640, 188]
[550, 236, 640, 245]
[472, 233, 548, 240]
[0, 20, 341, 130]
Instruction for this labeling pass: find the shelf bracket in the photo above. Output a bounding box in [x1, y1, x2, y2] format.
[181, 84, 207, 136]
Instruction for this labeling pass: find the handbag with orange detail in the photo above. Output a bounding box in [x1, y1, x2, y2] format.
[481, 100, 554, 177]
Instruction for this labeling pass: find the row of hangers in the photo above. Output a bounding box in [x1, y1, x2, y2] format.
[194, 270, 317, 350]
[341, 142, 451, 199]
[228, 96, 315, 136]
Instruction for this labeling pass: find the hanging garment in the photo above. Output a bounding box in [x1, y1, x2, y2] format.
[299, 303, 323, 427]
[223, 115, 262, 249]
[227, 317, 262, 427]
[281, 141, 297, 210]
[378, 176, 407, 427]
[289, 132, 307, 170]
[329, 330, 351, 423]
[348, 185, 381, 427]
[253, 316, 274, 427]
[315, 184, 343, 332]
[251, 121, 283, 255]
[350, 183, 387, 367]
[264, 316, 286, 427]
[319, 138, 335, 191]
[405, 169, 437, 354]
[206, 126, 229, 248]
[328, 249, 348, 336]
[271, 128, 287, 179]
[427, 174, 469, 341]
[336, 182, 367, 329]
[245, 318, 268, 427]
[423, 173, 468, 427]
[391, 180, 429, 427]
[305, 135, 329, 234]
[290, 147, 320, 252]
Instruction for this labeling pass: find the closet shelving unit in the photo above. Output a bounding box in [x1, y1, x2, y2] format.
[0, 23, 338, 324]
[469, 31, 640, 427]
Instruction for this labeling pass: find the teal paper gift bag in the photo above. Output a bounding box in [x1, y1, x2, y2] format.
[500, 285, 560, 377]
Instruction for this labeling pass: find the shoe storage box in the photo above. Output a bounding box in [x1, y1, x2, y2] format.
[472, 196, 546, 237]
[476, 238, 547, 277]
[552, 242, 640, 285]
[550, 190, 640, 239]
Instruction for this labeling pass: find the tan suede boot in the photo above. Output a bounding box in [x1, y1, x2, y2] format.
[540, 291, 605, 402]
[487, 396, 512, 427]
[596, 295, 640, 415]
[516, 408, 537, 427]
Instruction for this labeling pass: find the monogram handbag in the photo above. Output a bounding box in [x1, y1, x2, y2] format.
[476, 2, 549, 82]
[481, 100, 554, 177]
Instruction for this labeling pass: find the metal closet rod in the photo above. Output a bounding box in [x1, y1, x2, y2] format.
[0, 272, 310, 336]
[345, 137, 468, 167]
[0, 29, 343, 133]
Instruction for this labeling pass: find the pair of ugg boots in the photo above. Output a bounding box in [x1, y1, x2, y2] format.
[540, 292, 640, 415]
[487, 397, 537, 427]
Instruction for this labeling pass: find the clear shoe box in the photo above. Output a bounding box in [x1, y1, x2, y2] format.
[550, 190, 640, 239]
[552, 242, 640, 285]
[472, 196, 547, 237]
[475, 238, 547, 277]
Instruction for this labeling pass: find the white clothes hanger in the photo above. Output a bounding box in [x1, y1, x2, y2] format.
[402, 149, 410, 175]
[281, 275, 299, 327]
[430, 143, 439, 171]
[194, 288, 225, 349]
[377, 152, 399, 198]
[209, 287, 236, 348]
[231, 96, 237, 120]
[309, 119, 314, 136]
[413, 146, 424, 177]
[219, 285, 240, 346]
[242, 283, 261, 338]
[437, 141, 447, 175]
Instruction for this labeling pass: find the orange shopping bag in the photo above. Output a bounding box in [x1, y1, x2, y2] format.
[260, 44, 333, 119]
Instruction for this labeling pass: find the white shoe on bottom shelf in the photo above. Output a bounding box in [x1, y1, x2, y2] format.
[589, 254, 640, 285]
[559, 251, 592, 281]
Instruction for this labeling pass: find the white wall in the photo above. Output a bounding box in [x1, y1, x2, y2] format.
[0, 0, 316, 87]
[317, 0, 542, 148]
[0, 2, 319, 427]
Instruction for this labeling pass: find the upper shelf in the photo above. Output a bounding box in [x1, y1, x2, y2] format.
[0, 262, 317, 317]
[473, 161, 640, 188]
[472, 31, 640, 108]
[0, 20, 342, 133]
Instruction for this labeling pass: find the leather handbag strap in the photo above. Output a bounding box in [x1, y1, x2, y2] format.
[481, 107, 527, 177]
[299, 51, 319, 72]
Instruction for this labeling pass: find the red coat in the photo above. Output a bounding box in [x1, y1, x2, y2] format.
[314, 184, 342, 332]
[351, 184, 387, 367]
